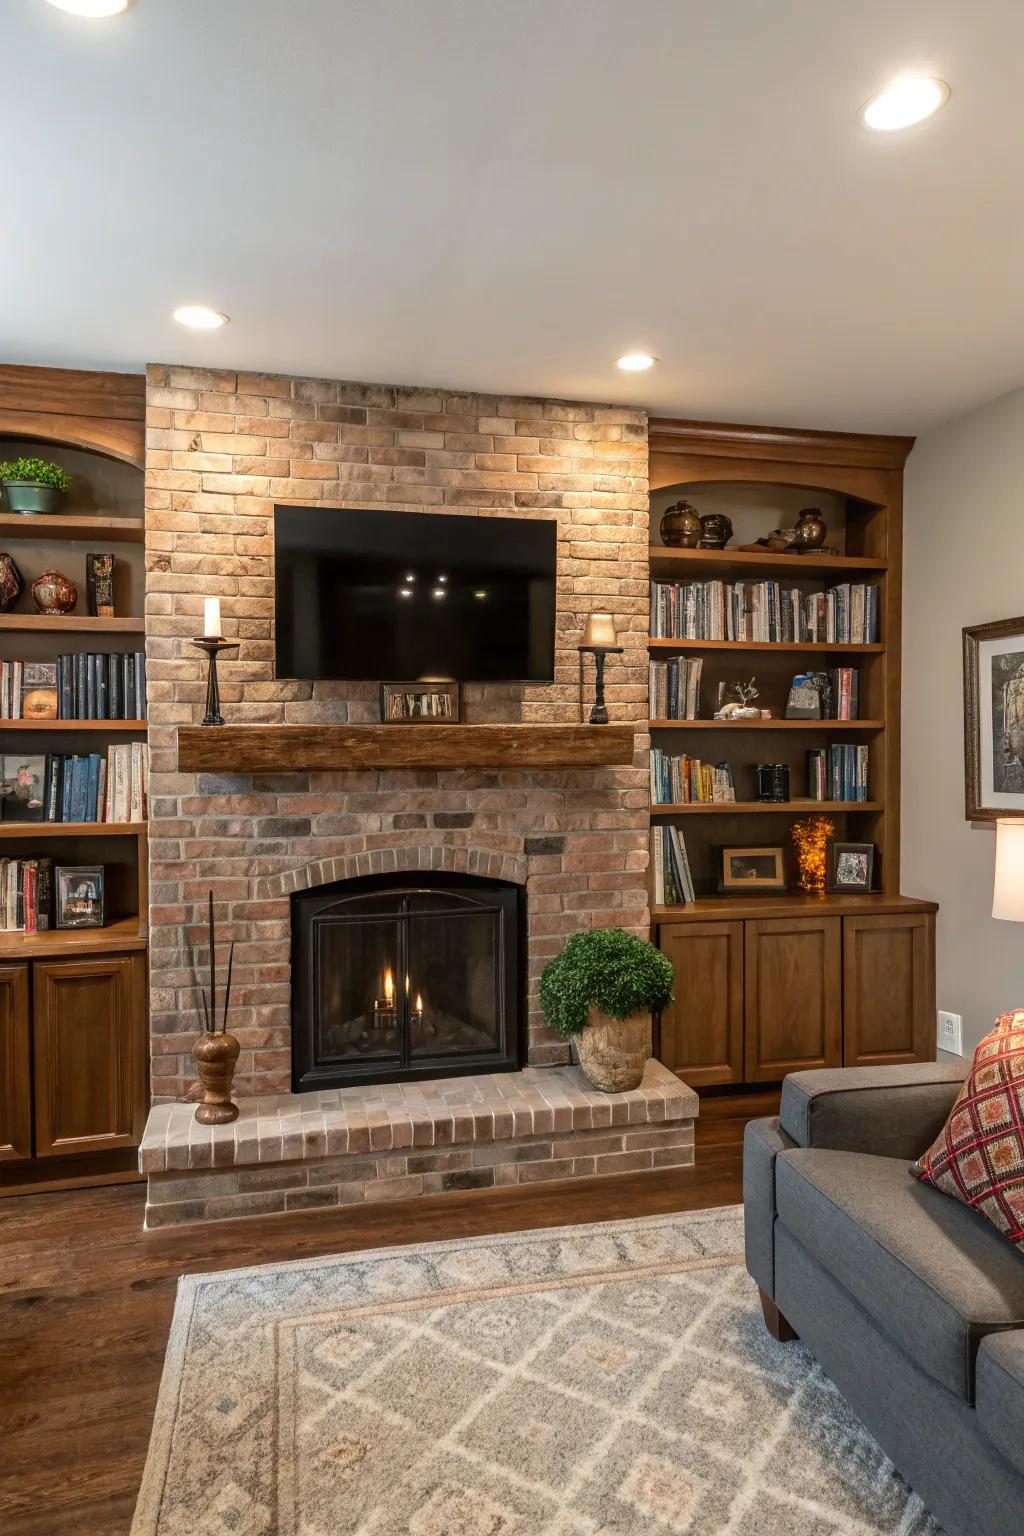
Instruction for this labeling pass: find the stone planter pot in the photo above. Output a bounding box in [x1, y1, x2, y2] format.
[192, 1030, 241, 1124]
[574, 1006, 651, 1093]
[3, 482, 60, 515]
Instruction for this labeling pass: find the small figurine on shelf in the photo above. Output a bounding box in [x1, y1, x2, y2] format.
[714, 678, 771, 721]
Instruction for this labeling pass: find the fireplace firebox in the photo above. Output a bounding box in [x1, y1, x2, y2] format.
[291, 871, 523, 1091]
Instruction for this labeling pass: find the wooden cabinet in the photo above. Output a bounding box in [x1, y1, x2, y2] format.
[33, 954, 146, 1159]
[659, 921, 744, 1086]
[744, 916, 842, 1081]
[656, 896, 936, 1087]
[843, 914, 934, 1066]
[0, 964, 31, 1162]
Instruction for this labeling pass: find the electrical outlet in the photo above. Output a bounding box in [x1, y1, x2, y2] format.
[937, 1010, 964, 1055]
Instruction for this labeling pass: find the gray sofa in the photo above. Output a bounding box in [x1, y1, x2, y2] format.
[744, 1062, 1024, 1536]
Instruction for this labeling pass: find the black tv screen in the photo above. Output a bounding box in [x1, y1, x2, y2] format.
[274, 506, 557, 682]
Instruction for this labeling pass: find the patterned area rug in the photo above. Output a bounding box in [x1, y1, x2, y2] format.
[132, 1208, 942, 1535]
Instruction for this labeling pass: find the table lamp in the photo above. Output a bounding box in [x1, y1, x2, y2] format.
[992, 819, 1024, 920]
[578, 612, 623, 725]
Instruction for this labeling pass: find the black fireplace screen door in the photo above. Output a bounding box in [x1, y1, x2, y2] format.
[292, 873, 522, 1091]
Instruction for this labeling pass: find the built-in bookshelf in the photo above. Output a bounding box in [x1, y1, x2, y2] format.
[646, 417, 912, 915]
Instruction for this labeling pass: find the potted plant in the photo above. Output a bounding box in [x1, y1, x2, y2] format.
[0, 456, 72, 515]
[540, 927, 674, 1092]
[190, 891, 240, 1124]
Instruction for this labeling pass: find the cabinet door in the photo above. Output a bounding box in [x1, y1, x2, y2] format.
[33, 954, 146, 1158]
[744, 916, 842, 1081]
[657, 922, 744, 1086]
[0, 963, 32, 1162]
[843, 914, 935, 1066]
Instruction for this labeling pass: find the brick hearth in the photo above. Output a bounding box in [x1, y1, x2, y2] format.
[139, 1061, 697, 1228]
[145, 366, 651, 1100]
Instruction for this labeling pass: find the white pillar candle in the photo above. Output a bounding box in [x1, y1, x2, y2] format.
[203, 597, 222, 637]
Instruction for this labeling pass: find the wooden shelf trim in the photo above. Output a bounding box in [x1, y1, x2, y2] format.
[651, 892, 937, 921]
[649, 718, 884, 731]
[177, 723, 636, 773]
[648, 546, 888, 576]
[649, 638, 884, 653]
[0, 915, 147, 959]
[0, 822, 147, 839]
[650, 800, 883, 815]
[0, 513, 144, 543]
[0, 615, 144, 634]
[1, 719, 147, 732]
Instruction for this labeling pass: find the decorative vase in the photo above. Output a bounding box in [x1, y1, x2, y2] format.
[792, 508, 827, 550]
[574, 1006, 650, 1093]
[3, 482, 60, 515]
[660, 499, 702, 548]
[192, 1030, 241, 1124]
[698, 512, 733, 550]
[31, 569, 77, 614]
[0, 553, 23, 612]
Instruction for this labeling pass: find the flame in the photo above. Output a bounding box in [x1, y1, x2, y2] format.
[383, 967, 395, 1008]
[415, 993, 424, 1013]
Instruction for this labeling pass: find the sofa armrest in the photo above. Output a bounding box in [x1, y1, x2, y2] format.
[743, 1116, 796, 1297]
[977, 1331, 1024, 1479]
[780, 1061, 969, 1160]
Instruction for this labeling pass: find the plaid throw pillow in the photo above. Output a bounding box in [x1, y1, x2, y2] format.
[914, 1010, 1024, 1250]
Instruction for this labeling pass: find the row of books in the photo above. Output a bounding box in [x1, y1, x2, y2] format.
[1, 858, 55, 932]
[649, 657, 704, 720]
[650, 580, 879, 645]
[807, 745, 870, 802]
[650, 749, 736, 805]
[650, 825, 695, 906]
[821, 667, 859, 720]
[0, 653, 147, 720]
[0, 745, 147, 824]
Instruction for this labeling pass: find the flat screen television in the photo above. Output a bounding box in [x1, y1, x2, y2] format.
[274, 505, 557, 682]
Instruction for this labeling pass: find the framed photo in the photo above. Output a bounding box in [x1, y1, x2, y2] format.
[56, 865, 105, 929]
[380, 681, 461, 724]
[719, 845, 787, 893]
[964, 617, 1024, 820]
[0, 755, 46, 822]
[827, 842, 875, 893]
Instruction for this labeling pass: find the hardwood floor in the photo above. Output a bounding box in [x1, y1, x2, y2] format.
[0, 1087, 778, 1536]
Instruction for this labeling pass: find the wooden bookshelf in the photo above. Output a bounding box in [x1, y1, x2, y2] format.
[646, 417, 933, 1089]
[0, 363, 150, 1193]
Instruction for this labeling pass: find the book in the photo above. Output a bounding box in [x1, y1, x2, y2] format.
[650, 578, 880, 644]
[21, 662, 58, 721]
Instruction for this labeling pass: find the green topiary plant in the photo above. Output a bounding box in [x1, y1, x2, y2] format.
[0, 457, 72, 493]
[540, 927, 674, 1039]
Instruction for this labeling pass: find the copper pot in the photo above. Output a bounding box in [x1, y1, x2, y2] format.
[31, 569, 77, 614]
[192, 1031, 241, 1124]
[660, 499, 702, 548]
[792, 508, 827, 550]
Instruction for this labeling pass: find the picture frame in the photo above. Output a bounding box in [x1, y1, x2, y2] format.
[964, 616, 1024, 820]
[827, 842, 875, 893]
[55, 864, 105, 929]
[719, 845, 787, 893]
[380, 681, 461, 724]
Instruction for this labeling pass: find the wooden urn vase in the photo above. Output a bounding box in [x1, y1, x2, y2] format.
[192, 1031, 241, 1124]
[574, 1007, 650, 1093]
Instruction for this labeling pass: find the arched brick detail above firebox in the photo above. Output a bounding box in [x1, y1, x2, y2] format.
[254, 842, 530, 901]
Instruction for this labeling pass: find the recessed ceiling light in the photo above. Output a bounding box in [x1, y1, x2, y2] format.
[399, 588, 413, 598]
[616, 353, 656, 373]
[431, 588, 447, 600]
[404, 572, 416, 582]
[173, 304, 229, 330]
[44, 0, 131, 15]
[862, 77, 950, 131]
[437, 574, 448, 583]
[474, 590, 488, 600]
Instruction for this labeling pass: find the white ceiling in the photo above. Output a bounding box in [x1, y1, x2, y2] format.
[5, 0, 1023, 433]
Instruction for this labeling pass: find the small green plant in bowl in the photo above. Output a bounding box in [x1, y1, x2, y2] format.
[0, 457, 73, 515]
[540, 927, 674, 1092]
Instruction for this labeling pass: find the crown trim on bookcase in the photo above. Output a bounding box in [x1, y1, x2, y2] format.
[648, 416, 915, 470]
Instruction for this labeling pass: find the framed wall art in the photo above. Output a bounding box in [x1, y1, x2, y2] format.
[827, 841, 875, 893]
[718, 845, 787, 893]
[964, 616, 1024, 820]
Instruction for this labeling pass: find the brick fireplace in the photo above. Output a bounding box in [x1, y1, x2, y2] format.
[145, 366, 652, 1101]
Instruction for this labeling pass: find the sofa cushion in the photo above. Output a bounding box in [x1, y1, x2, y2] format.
[915, 1015, 1024, 1251]
[776, 1146, 1024, 1400]
[976, 1330, 1024, 1478]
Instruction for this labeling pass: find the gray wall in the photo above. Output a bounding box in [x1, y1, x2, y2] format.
[902, 385, 1024, 1054]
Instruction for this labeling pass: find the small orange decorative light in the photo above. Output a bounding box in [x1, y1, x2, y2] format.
[791, 815, 835, 893]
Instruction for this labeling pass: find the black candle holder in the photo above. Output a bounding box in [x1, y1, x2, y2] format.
[578, 643, 624, 725]
[190, 636, 238, 726]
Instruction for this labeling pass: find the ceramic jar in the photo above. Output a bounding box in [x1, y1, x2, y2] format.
[660, 499, 702, 548]
[31, 570, 77, 614]
[792, 508, 827, 550]
[698, 512, 733, 549]
[0, 553, 23, 612]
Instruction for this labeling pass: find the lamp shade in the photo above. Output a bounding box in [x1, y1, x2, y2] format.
[581, 612, 617, 649]
[992, 819, 1024, 921]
